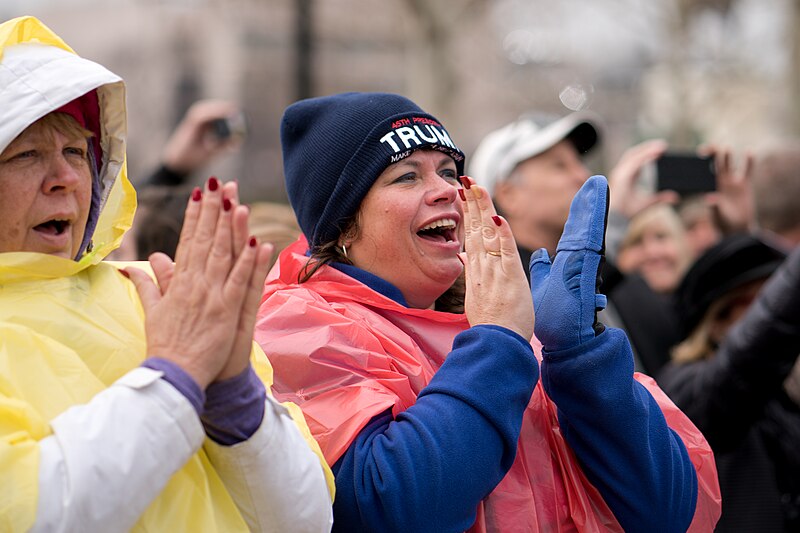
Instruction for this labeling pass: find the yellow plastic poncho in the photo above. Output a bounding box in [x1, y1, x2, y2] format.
[0, 16, 331, 531]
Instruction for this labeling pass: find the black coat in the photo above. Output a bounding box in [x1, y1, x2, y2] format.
[658, 246, 800, 532]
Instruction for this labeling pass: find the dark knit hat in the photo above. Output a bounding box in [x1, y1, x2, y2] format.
[281, 92, 465, 249]
[673, 234, 787, 339]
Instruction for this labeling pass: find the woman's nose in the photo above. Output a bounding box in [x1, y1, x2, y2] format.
[428, 178, 457, 204]
[43, 155, 83, 193]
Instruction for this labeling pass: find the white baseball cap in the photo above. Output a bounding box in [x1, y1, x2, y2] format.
[469, 111, 602, 194]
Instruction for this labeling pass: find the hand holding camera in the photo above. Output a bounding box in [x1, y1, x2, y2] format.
[162, 99, 246, 175]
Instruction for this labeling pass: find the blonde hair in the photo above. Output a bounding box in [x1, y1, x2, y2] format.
[671, 298, 724, 363]
[621, 204, 688, 253]
[618, 204, 692, 289]
[248, 202, 302, 269]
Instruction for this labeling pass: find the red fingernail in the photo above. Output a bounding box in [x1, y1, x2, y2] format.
[458, 188, 466, 201]
[249, 236, 257, 247]
[223, 198, 232, 211]
[208, 177, 219, 191]
[492, 215, 502, 226]
[119, 269, 130, 279]
[191, 187, 202, 201]
[458, 175, 472, 189]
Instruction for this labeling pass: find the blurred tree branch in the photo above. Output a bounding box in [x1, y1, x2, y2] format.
[402, 0, 488, 114]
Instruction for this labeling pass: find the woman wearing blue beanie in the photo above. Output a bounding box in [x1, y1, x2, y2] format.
[255, 92, 720, 532]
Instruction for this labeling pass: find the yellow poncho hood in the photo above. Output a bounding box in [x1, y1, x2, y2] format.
[0, 15, 135, 282]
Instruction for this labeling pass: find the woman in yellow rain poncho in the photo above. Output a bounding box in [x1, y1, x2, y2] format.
[0, 16, 332, 532]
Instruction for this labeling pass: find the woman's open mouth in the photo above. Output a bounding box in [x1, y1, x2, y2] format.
[417, 218, 458, 244]
[34, 219, 70, 236]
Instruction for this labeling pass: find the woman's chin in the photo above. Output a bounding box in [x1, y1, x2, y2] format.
[425, 257, 464, 287]
[394, 258, 462, 304]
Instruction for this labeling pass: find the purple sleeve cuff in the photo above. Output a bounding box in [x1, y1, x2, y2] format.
[141, 357, 205, 415]
[202, 365, 267, 445]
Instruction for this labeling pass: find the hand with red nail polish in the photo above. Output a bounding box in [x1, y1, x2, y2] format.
[461, 177, 534, 340]
[124, 177, 274, 387]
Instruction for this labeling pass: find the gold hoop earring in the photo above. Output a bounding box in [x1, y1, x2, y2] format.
[341, 243, 348, 259]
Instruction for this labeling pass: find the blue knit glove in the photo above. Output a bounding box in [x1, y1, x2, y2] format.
[529, 175, 609, 352]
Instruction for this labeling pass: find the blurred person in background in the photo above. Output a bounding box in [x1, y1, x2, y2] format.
[469, 111, 602, 262]
[617, 203, 692, 294]
[751, 142, 800, 251]
[128, 100, 300, 269]
[677, 195, 723, 259]
[0, 16, 333, 532]
[248, 201, 302, 269]
[118, 99, 245, 261]
[470, 115, 680, 375]
[658, 234, 800, 532]
[256, 92, 721, 532]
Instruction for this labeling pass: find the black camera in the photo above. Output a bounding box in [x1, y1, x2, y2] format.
[655, 153, 716, 195]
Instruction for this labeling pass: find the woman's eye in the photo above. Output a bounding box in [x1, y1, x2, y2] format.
[65, 146, 86, 158]
[440, 169, 458, 183]
[11, 150, 37, 160]
[393, 173, 417, 184]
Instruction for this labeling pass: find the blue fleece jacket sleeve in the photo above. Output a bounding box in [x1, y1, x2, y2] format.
[542, 327, 697, 533]
[331, 324, 537, 533]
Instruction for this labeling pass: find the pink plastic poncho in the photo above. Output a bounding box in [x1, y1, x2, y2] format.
[256, 237, 721, 532]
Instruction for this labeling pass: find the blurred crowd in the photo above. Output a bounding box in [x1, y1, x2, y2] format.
[468, 110, 800, 532]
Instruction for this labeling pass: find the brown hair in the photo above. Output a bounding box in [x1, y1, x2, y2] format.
[298, 215, 359, 283]
[2, 112, 93, 160]
[37, 112, 93, 145]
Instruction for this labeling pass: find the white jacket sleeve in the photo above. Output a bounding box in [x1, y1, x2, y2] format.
[203, 395, 334, 533]
[31, 367, 204, 533]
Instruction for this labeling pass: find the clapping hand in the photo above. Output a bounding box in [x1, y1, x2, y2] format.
[459, 176, 534, 341]
[125, 177, 273, 388]
[530, 175, 610, 352]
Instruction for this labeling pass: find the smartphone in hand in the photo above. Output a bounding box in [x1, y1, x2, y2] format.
[209, 113, 247, 141]
[656, 153, 716, 195]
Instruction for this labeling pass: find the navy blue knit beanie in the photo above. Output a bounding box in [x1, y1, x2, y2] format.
[281, 92, 465, 249]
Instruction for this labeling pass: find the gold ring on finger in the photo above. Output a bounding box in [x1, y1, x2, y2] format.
[486, 250, 502, 257]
